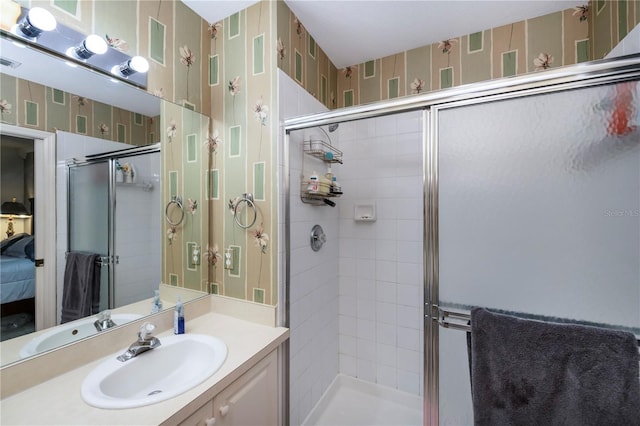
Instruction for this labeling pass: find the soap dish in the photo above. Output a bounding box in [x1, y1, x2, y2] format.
[354, 203, 376, 221]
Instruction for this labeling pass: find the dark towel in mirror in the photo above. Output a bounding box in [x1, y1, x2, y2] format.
[61, 252, 101, 323]
[468, 307, 640, 426]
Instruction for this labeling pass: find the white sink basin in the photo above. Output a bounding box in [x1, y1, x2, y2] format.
[81, 333, 227, 409]
[19, 314, 142, 358]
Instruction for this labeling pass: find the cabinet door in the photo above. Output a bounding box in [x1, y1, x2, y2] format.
[212, 350, 278, 426]
[178, 400, 215, 426]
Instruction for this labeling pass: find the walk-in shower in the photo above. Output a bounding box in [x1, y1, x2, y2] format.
[282, 54, 640, 425]
[287, 111, 425, 425]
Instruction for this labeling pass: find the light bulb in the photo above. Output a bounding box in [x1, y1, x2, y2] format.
[129, 56, 149, 73]
[68, 34, 108, 60]
[113, 56, 149, 77]
[17, 7, 56, 38]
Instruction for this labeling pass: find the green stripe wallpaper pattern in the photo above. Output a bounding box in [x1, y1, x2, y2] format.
[253, 35, 265, 74]
[76, 115, 87, 134]
[0, 75, 155, 140]
[25, 101, 38, 126]
[47, 88, 70, 132]
[149, 18, 166, 65]
[502, 51, 518, 77]
[277, 1, 636, 109]
[53, 0, 78, 16]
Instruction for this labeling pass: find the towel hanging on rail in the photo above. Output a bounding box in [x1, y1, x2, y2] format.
[467, 308, 640, 426]
[61, 252, 102, 323]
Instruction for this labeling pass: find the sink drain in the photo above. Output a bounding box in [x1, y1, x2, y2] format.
[148, 390, 163, 396]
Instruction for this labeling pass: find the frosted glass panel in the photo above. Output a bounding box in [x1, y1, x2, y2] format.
[68, 161, 110, 311]
[69, 162, 109, 254]
[438, 81, 639, 327]
[436, 80, 640, 424]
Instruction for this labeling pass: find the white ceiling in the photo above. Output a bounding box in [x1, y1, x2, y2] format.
[183, 0, 578, 68]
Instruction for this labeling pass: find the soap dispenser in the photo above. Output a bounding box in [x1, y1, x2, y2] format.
[151, 290, 162, 314]
[174, 296, 185, 334]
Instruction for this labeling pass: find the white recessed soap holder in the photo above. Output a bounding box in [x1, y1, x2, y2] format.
[354, 203, 376, 222]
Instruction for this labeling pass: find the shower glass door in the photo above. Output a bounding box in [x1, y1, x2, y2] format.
[68, 160, 112, 311]
[434, 80, 640, 423]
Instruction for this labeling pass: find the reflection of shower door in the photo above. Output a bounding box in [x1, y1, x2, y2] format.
[67, 161, 112, 312]
[432, 80, 640, 424]
[113, 151, 161, 307]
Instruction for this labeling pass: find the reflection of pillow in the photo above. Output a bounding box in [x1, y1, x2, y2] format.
[4, 236, 34, 260]
[0, 233, 28, 253]
[25, 238, 35, 261]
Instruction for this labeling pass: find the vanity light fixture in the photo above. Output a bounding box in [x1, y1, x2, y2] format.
[14, 7, 56, 39]
[112, 56, 149, 77]
[67, 34, 108, 60]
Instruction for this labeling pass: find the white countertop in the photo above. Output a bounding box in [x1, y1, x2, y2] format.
[0, 283, 205, 367]
[1, 310, 288, 425]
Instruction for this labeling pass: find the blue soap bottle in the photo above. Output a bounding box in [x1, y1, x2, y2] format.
[174, 296, 185, 334]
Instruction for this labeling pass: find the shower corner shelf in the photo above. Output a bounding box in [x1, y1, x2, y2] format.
[303, 139, 343, 164]
[300, 187, 341, 206]
[301, 139, 343, 206]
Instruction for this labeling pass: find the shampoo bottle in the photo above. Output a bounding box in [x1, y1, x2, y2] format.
[174, 296, 185, 334]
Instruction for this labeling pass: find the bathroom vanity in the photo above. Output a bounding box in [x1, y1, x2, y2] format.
[0, 295, 288, 425]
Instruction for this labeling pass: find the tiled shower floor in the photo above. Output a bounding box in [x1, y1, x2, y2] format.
[302, 374, 422, 426]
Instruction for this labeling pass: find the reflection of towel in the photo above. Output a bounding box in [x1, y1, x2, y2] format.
[468, 307, 640, 426]
[61, 252, 101, 323]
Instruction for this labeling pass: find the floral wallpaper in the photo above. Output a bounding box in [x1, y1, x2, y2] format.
[161, 100, 209, 292]
[277, 1, 638, 109]
[0, 75, 158, 144]
[590, 0, 640, 59]
[3, 0, 635, 308]
[210, 2, 277, 304]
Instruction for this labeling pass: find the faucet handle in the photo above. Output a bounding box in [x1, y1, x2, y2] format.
[96, 310, 111, 321]
[138, 322, 156, 341]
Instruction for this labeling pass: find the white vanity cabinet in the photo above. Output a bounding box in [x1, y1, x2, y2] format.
[178, 349, 279, 426]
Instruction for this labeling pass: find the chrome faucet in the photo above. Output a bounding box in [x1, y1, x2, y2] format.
[117, 322, 161, 362]
[94, 310, 117, 332]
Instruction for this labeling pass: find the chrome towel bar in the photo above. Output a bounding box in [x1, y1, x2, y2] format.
[434, 305, 640, 347]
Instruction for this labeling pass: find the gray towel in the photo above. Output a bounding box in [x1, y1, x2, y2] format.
[468, 307, 640, 426]
[61, 252, 101, 323]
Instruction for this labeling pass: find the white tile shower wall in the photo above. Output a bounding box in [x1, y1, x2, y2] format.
[278, 71, 340, 426]
[337, 112, 425, 396]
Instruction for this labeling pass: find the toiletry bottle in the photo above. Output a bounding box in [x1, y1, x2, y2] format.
[174, 296, 185, 334]
[151, 289, 162, 314]
[325, 166, 333, 183]
[332, 176, 342, 194]
[307, 172, 319, 192]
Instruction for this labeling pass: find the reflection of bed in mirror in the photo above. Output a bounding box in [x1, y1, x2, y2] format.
[1, 233, 36, 341]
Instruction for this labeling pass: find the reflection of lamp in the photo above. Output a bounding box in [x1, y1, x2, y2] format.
[1, 197, 31, 238]
[67, 34, 108, 60]
[14, 7, 56, 39]
[112, 56, 149, 77]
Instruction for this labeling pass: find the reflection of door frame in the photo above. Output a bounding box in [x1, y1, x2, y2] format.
[1, 124, 56, 330]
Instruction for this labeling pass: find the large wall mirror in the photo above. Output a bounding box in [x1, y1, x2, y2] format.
[0, 29, 209, 367]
